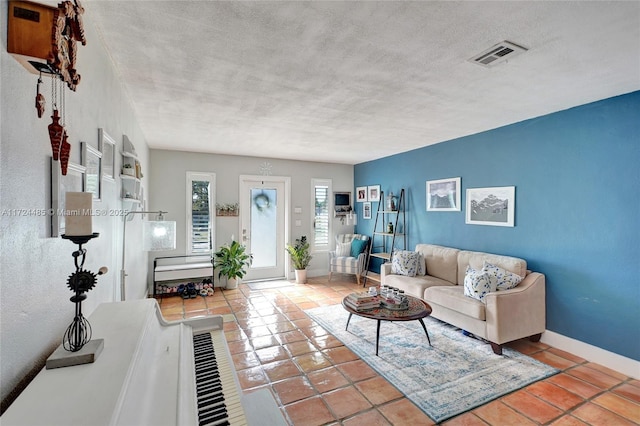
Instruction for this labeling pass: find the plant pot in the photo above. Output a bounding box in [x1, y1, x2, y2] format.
[122, 168, 135, 177]
[225, 277, 239, 289]
[294, 269, 307, 284]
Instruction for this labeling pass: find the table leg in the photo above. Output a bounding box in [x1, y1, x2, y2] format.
[345, 313, 353, 331]
[418, 318, 431, 346]
[376, 320, 381, 356]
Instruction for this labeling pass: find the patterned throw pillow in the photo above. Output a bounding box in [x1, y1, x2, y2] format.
[463, 266, 496, 302]
[391, 250, 420, 277]
[416, 253, 426, 276]
[482, 261, 523, 291]
[350, 238, 368, 257]
[336, 241, 351, 257]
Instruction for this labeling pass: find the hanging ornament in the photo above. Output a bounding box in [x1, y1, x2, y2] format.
[60, 131, 71, 176]
[35, 72, 46, 118]
[48, 109, 64, 160]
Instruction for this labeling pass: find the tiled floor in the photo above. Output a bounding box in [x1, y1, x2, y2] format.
[158, 276, 640, 426]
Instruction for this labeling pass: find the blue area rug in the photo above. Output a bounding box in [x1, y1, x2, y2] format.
[305, 304, 559, 423]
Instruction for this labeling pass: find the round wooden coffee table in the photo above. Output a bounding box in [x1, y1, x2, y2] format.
[341, 294, 432, 356]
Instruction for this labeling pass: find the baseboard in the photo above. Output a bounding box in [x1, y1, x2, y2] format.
[541, 330, 639, 379]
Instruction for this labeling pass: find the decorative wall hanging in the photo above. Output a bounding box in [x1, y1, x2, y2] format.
[81, 142, 102, 201]
[51, 158, 86, 237]
[367, 185, 381, 202]
[427, 177, 461, 212]
[259, 161, 273, 176]
[98, 129, 116, 181]
[48, 109, 64, 160]
[363, 202, 372, 219]
[60, 132, 71, 175]
[216, 203, 239, 216]
[35, 72, 46, 117]
[356, 186, 368, 202]
[50, 0, 86, 91]
[466, 186, 515, 227]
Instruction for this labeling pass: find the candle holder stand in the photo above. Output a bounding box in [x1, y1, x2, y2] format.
[46, 232, 106, 369]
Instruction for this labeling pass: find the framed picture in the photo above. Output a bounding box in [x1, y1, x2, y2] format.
[82, 142, 102, 201]
[51, 158, 86, 237]
[427, 177, 461, 211]
[356, 186, 368, 202]
[466, 186, 515, 227]
[99, 128, 116, 182]
[363, 202, 372, 219]
[367, 185, 381, 202]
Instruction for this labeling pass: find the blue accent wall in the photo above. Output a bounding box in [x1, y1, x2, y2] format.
[354, 91, 640, 360]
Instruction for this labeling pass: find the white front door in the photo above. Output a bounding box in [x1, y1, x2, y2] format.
[239, 175, 289, 281]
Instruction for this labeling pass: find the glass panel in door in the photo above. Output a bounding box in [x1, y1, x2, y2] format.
[240, 178, 286, 281]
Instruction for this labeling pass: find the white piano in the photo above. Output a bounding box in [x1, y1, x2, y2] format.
[2, 299, 286, 426]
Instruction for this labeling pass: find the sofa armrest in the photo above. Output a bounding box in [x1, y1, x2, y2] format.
[356, 252, 368, 273]
[484, 272, 546, 345]
[380, 262, 392, 285]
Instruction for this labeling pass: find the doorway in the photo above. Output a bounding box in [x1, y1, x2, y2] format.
[239, 175, 290, 281]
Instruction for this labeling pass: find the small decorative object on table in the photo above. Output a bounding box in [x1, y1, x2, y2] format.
[380, 286, 409, 310]
[344, 292, 380, 311]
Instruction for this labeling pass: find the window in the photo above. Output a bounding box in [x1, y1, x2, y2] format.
[186, 172, 215, 255]
[312, 179, 331, 250]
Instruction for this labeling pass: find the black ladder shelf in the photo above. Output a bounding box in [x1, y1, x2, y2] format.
[363, 189, 406, 286]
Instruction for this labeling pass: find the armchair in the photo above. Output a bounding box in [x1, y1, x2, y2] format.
[328, 234, 370, 285]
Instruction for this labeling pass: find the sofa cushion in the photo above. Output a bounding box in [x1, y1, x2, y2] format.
[463, 266, 496, 302]
[425, 285, 486, 321]
[385, 273, 452, 300]
[350, 238, 368, 257]
[336, 241, 351, 257]
[457, 250, 527, 285]
[391, 250, 420, 277]
[483, 261, 523, 290]
[415, 244, 459, 284]
[330, 256, 359, 273]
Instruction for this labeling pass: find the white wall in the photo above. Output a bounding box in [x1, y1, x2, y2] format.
[148, 150, 354, 286]
[0, 9, 149, 408]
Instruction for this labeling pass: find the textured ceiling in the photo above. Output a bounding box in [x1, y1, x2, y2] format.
[85, 1, 640, 165]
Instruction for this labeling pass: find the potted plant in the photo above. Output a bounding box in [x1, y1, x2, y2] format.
[286, 236, 312, 284]
[213, 240, 253, 289]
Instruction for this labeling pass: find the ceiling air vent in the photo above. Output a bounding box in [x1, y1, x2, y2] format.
[469, 41, 528, 67]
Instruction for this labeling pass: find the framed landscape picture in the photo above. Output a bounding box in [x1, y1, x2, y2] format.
[466, 186, 515, 227]
[356, 186, 368, 202]
[427, 177, 461, 211]
[367, 185, 381, 202]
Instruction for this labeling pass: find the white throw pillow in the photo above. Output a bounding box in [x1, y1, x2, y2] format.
[336, 241, 351, 257]
[391, 250, 420, 277]
[482, 261, 523, 291]
[463, 266, 496, 302]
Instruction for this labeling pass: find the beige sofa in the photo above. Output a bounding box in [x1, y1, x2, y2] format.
[381, 244, 545, 355]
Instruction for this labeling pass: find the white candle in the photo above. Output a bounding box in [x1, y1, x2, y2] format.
[65, 192, 92, 236]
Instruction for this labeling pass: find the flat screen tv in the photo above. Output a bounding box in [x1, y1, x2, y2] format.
[334, 192, 352, 214]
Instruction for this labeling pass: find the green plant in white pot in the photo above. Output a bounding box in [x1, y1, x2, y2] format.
[213, 241, 253, 289]
[286, 236, 312, 284]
